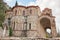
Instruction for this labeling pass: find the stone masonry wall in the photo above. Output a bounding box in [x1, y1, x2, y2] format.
[0, 37, 60, 40]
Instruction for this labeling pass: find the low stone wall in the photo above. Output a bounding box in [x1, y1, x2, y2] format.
[0, 37, 60, 40]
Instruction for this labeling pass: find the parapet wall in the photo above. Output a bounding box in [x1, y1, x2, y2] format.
[0, 37, 60, 40]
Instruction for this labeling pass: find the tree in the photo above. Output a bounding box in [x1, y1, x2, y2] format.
[0, 0, 9, 27]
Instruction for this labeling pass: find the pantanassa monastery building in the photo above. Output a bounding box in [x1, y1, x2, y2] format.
[4, 2, 57, 38]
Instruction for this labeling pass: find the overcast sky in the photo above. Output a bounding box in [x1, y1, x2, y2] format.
[3, 0, 60, 32]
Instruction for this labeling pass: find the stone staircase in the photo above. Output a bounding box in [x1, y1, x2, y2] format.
[0, 37, 60, 40]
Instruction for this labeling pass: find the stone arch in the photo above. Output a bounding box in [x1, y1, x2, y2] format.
[38, 16, 57, 38]
[39, 16, 52, 22]
[40, 18, 51, 37]
[39, 16, 52, 38]
[40, 17, 51, 28]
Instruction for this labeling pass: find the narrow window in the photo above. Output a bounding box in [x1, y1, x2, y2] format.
[8, 18, 11, 20]
[23, 10, 25, 16]
[29, 23, 31, 30]
[30, 9, 32, 14]
[13, 22, 15, 30]
[46, 13, 50, 16]
[23, 22, 27, 37]
[23, 22, 27, 30]
[15, 10, 17, 15]
[8, 18, 11, 26]
[25, 16, 27, 22]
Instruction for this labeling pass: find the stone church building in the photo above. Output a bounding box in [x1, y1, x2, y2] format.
[4, 2, 57, 38]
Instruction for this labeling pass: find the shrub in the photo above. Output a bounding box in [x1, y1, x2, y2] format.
[9, 27, 13, 36]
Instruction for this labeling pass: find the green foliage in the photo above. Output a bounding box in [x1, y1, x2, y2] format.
[46, 33, 52, 38]
[46, 34, 49, 38]
[0, 0, 7, 27]
[9, 27, 13, 36]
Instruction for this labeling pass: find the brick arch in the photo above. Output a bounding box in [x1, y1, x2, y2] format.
[38, 16, 52, 38]
[40, 17, 51, 28]
[39, 16, 52, 31]
[39, 16, 52, 22]
[38, 16, 57, 38]
[40, 17, 51, 30]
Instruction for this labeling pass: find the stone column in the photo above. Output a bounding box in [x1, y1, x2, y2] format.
[3, 24, 6, 37]
[51, 20, 57, 37]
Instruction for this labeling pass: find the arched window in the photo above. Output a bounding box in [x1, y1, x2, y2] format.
[46, 13, 50, 16]
[8, 18, 11, 26]
[23, 22, 27, 30]
[23, 10, 25, 16]
[29, 23, 31, 30]
[13, 22, 15, 30]
[8, 18, 11, 20]
[30, 9, 32, 14]
[15, 10, 17, 15]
